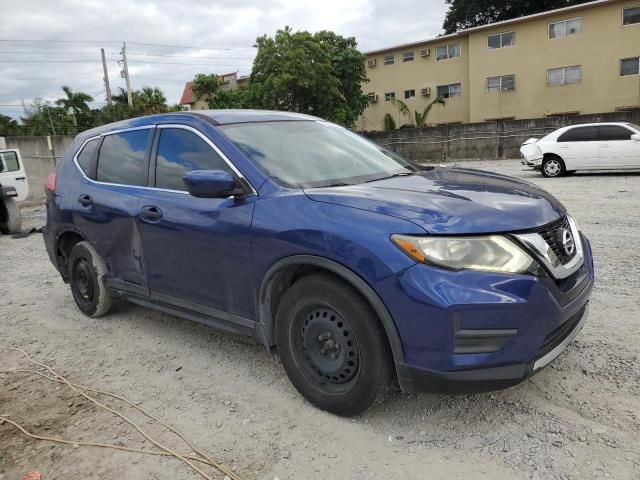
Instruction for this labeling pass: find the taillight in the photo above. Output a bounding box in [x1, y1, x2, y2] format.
[44, 172, 57, 192]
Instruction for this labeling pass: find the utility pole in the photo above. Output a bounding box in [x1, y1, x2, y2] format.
[120, 42, 133, 108]
[101, 48, 112, 106]
[45, 105, 57, 136]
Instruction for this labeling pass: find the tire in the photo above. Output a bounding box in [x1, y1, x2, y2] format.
[68, 241, 112, 318]
[275, 273, 394, 416]
[541, 155, 566, 178]
[0, 197, 22, 234]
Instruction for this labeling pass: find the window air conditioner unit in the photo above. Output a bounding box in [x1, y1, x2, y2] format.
[367, 59, 377, 68]
[421, 87, 431, 96]
[420, 48, 431, 57]
[368, 93, 378, 102]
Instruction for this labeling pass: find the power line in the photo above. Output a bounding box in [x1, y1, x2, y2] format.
[0, 39, 255, 51]
[0, 60, 101, 63]
[127, 60, 252, 66]
[127, 52, 254, 60]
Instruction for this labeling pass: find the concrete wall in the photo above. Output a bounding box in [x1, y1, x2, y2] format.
[4, 135, 74, 203]
[362, 109, 640, 162]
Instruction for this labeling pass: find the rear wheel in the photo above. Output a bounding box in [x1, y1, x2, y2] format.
[0, 197, 22, 234]
[541, 155, 566, 178]
[275, 273, 394, 416]
[68, 241, 112, 317]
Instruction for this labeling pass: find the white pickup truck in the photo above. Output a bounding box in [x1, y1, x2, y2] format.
[0, 148, 28, 234]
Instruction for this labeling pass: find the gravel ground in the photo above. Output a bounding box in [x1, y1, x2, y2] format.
[1, 160, 639, 480]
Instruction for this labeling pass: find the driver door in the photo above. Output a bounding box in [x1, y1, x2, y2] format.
[136, 125, 258, 320]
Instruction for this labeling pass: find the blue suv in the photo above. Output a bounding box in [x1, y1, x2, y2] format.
[44, 110, 594, 416]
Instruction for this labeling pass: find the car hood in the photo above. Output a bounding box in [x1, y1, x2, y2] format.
[304, 167, 566, 234]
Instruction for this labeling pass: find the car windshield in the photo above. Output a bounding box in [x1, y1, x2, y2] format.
[627, 123, 640, 132]
[219, 120, 422, 188]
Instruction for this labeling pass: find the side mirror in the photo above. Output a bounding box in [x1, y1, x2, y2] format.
[631, 134, 640, 142]
[183, 170, 246, 198]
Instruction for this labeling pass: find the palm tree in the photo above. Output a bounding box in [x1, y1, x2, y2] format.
[55, 86, 94, 129]
[134, 87, 168, 115]
[392, 96, 446, 128]
[383, 113, 396, 131]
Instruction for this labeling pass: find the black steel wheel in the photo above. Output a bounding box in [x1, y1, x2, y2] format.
[276, 273, 394, 416]
[68, 241, 112, 318]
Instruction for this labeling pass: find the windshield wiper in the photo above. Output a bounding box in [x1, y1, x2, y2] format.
[364, 171, 417, 183]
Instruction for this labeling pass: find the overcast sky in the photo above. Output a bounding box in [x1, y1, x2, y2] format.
[0, 0, 448, 120]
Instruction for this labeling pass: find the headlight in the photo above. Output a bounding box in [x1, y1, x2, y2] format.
[391, 234, 534, 274]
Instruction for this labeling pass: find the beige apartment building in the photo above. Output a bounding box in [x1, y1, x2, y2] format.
[358, 0, 640, 130]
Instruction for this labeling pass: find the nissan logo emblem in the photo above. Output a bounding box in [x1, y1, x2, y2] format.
[559, 228, 575, 256]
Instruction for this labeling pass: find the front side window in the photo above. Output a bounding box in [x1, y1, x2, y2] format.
[488, 32, 515, 49]
[437, 83, 462, 98]
[621, 57, 640, 76]
[436, 43, 461, 60]
[487, 75, 515, 92]
[547, 65, 581, 85]
[76, 138, 100, 178]
[219, 121, 419, 188]
[623, 7, 640, 25]
[0, 151, 20, 173]
[404, 89, 415, 99]
[403, 51, 414, 62]
[384, 92, 395, 102]
[384, 55, 394, 65]
[599, 125, 634, 141]
[549, 18, 582, 38]
[155, 128, 232, 191]
[96, 129, 152, 186]
[557, 126, 598, 142]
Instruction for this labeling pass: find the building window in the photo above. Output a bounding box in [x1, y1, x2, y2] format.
[436, 44, 461, 61]
[384, 92, 396, 101]
[547, 65, 581, 85]
[549, 18, 582, 38]
[436, 83, 462, 98]
[384, 55, 395, 65]
[623, 7, 640, 25]
[487, 75, 515, 92]
[621, 57, 640, 76]
[404, 89, 416, 99]
[403, 51, 414, 62]
[487, 32, 515, 49]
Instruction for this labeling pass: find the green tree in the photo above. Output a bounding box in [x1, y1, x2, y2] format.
[20, 99, 75, 136]
[0, 114, 20, 136]
[55, 85, 94, 130]
[443, 0, 592, 33]
[192, 74, 220, 108]
[313, 30, 369, 126]
[250, 26, 367, 126]
[383, 113, 397, 131]
[392, 97, 446, 128]
[133, 86, 168, 114]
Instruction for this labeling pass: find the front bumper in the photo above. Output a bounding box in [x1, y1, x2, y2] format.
[396, 304, 588, 393]
[521, 157, 542, 169]
[376, 234, 594, 393]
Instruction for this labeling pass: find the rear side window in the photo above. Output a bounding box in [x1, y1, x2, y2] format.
[599, 125, 633, 141]
[76, 138, 100, 178]
[97, 129, 152, 186]
[557, 126, 598, 142]
[0, 151, 20, 173]
[155, 128, 233, 191]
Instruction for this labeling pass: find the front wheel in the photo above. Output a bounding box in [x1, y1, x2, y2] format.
[0, 197, 22, 234]
[541, 156, 566, 178]
[275, 273, 394, 416]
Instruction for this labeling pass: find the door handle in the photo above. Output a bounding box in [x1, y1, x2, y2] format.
[141, 205, 163, 222]
[15, 176, 26, 180]
[600, 144, 610, 148]
[78, 194, 93, 207]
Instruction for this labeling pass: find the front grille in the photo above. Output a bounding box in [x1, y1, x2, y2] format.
[533, 216, 575, 264]
[540, 306, 585, 356]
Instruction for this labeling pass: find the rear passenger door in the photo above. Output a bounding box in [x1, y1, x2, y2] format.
[598, 125, 639, 168]
[136, 125, 257, 320]
[556, 126, 599, 169]
[72, 127, 154, 288]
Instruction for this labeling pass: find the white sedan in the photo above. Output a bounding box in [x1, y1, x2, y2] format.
[520, 122, 640, 178]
